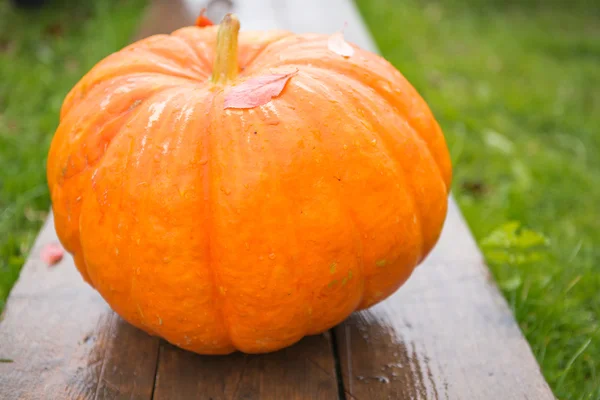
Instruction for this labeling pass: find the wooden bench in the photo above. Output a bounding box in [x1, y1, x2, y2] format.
[0, 0, 555, 398]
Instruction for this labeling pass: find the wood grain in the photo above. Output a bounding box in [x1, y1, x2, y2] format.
[153, 334, 339, 400]
[0, 216, 160, 400]
[335, 206, 554, 400]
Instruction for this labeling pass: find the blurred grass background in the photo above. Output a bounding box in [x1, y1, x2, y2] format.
[356, 0, 599, 398]
[0, 0, 145, 307]
[0, 0, 599, 398]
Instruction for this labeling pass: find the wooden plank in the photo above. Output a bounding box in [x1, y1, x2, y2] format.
[335, 205, 555, 399]
[0, 215, 160, 400]
[153, 335, 339, 400]
[262, 0, 554, 398]
[0, 2, 191, 399]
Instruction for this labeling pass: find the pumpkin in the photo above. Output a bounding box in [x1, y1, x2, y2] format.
[47, 13, 452, 354]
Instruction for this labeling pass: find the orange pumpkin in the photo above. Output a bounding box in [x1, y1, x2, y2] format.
[47, 14, 451, 354]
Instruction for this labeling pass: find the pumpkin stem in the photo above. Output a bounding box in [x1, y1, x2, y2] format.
[211, 14, 240, 85]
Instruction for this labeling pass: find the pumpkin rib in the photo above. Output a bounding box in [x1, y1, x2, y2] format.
[316, 70, 431, 262]
[78, 86, 216, 343]
[49, 77, 179, 257]
[124, 40, 210, 79]
[269, 60, 450, 196]
[245, 37, 451, 189]
[210, 96, 311, 351]
[298, 66, 433, 259]
[296, 70, 424, 307]
[347, 82, 429, 263]
[273, 92, 366, 336]
[242, 33, 322, 72]
[80, 86, 188, 294]
[61, 54, 205, 117]
[132, 34, 211, 75]
[290, 72, 369, 313]
[204, 88, 236, 350]
[50, 76, 195, 250]
[61, 72, 200, 122]
[250, 99, 314, 344]
[55, 105, 145, 183]
[162, 32, 215, 73]
[238, 32, 295, 70]
[172, 27, 218, 71]
[336, 71, 448, 260]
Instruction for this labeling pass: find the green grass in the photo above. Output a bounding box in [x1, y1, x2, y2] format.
[355, 0, 600, 398]
[0, 0, 147, 308]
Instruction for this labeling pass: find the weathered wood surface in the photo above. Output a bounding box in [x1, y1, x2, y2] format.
[0, 216, 160, 400]
[153, 336, 338, 400]
[0, 0, 555, 399]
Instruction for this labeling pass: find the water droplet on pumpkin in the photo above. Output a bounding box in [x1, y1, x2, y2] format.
[268, 253, 276, 260]
[258, 255, 264, 261]
[221, 186, 231, 195]
[343, 144, 348, 150]
[379, 80, 392, 93]
[371, 138, 377, 145]
[199, 158, 208, 165]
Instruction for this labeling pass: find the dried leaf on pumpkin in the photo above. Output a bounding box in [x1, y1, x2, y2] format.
[224, 70, 297, 109]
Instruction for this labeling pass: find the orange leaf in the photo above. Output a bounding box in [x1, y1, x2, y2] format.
[41, 243, 64, 266]
[224, 71, 297, 109]
[195, 8, 214, 28]
[328, 25, 354, 58]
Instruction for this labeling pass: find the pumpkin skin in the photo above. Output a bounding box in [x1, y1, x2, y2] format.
[47, 17, 451, 355]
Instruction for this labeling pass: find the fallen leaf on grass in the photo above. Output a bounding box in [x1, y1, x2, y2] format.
[328, 24, 354, 58]
[41, 243, 64, 266]
[224, 70, 298, 109]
